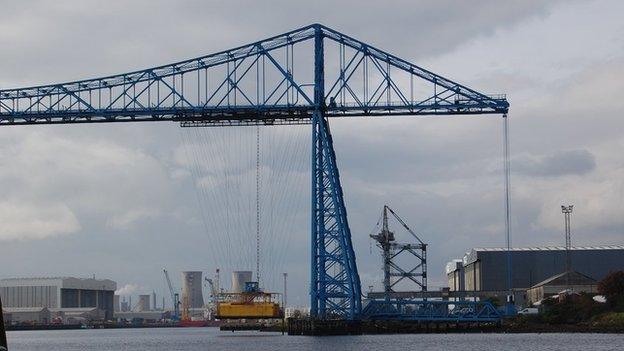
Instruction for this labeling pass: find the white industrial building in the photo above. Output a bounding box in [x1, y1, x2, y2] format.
[0, 277, 117, 321]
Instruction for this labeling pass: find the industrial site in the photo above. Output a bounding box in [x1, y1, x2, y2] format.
[1, 1, 624, 350]
[2, 210, 623, 333]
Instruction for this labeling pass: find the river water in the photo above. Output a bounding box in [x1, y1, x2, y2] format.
[6, 328, 624, 350]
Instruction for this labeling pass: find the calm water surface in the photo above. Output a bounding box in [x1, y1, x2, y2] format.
[6, 328, 624, 351]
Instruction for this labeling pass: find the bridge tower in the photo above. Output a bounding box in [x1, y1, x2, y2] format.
[310, 26, 362, 320]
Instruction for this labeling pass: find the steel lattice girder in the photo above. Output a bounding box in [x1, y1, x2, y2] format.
[0, 24, 508, 125]
[362, 299, 502, 322]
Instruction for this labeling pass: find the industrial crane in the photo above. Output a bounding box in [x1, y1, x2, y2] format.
[204, 276, 221, 320]
[370, 206, 427, 297]
[163, 269, 180, 320]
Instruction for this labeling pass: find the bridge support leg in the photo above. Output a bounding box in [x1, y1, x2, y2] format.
[310, 24, 361, 320]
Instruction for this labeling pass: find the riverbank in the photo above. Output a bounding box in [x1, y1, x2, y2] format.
[7, 312, 624, 334]
[286, 313, 624, 335]
[503, 312, 624, 334]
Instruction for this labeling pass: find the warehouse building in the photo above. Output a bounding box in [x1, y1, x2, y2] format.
[459, 246, 624, 292]
[445, 259, 465, 291]
[0, 277, 116, 320]
[526, 270, 598, 305]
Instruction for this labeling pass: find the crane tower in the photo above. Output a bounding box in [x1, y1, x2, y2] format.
[370, 206, 427, 296]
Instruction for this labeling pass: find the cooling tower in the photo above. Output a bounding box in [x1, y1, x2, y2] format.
[231, 271, 253, 293]
[181, 271, 204, 308]
[137, 294, 150, 312]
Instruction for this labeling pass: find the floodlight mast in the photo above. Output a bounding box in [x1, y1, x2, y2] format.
[562, 205, 574, 288]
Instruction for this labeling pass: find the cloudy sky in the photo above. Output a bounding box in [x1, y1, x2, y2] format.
[1, 0, 623, 307]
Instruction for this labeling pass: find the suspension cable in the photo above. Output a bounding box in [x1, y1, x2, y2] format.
[256, 125, 261, 286]
[503, 114, 513, 301]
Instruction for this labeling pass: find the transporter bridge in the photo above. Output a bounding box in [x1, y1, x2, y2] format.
[0, 24, 510, 323]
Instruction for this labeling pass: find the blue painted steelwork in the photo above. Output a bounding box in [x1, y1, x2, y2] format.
[362, 299, 501, 322]
[0, 24, 507, 125]
[310, 26, 361, 320]
[0, 24, 509, 320]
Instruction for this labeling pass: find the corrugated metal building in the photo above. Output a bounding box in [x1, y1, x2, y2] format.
[526, 271, 598, 305]
[0, 277, 116, 320]
[445, 259, 465, 291]
[461, 246, 624, 292]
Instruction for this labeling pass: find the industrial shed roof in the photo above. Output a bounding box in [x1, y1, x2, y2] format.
[462, 245, 624, 265]
[0, 277, 116, 291]
[471, 245, 624, 252]
[530, 270, 596, 289]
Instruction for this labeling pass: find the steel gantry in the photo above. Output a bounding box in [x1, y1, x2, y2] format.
[370, 206, 428, 296]
[0, 24, 509, 321]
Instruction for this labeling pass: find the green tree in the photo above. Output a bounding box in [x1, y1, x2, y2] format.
[597, 271, 624, 311]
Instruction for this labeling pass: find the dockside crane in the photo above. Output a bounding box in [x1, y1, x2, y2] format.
[370, 205, 427, 298]
[163, 269, 180, 320]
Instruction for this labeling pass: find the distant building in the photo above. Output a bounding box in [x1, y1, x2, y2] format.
[443, 246, 624, 307]
[526, 270, 598, 305]
[2, 307, 50, 324]
[49, 307, 106, 323]
[445, 259, 465, 291]
[460, 246, 624, 292]
[114, 311, 164, 323]
[0, 277, 117, 320]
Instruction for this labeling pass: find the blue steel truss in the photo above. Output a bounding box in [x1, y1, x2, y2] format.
[0, 24, 507, 125]
[362, 299, 502, 322]
[0, 24, 509, 321]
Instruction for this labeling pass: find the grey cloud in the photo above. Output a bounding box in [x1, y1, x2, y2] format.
[0, 0, 562, 88]
[514, 149, 596, 177]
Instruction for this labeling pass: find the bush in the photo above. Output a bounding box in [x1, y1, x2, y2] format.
[540, 293, 606, 324]
[591, 312, 624, 329]
[597, 271, 624, 311]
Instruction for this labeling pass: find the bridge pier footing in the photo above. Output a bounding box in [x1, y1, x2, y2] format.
[287, 318, 502, 335]
[287, 318, 362, 336]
